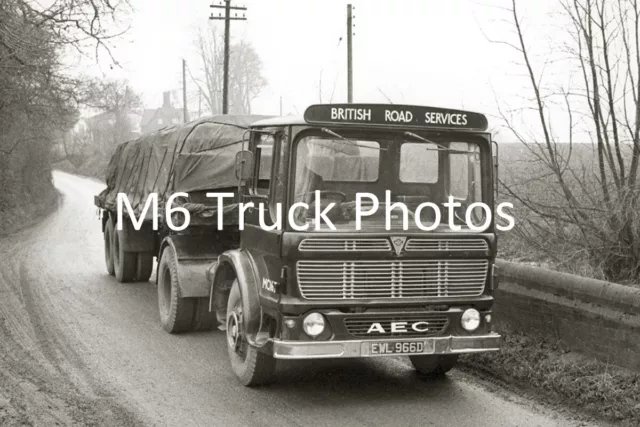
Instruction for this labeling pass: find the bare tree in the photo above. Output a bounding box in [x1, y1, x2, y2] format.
[229, 39, 267, 114]
[83, 79, 141, 151]
[0, 0, 131, 218]
[193, 27, 267, 115]
[0, 0, 132, 155]
[194, 27, 224, 116]
[496, 0, 640, 281]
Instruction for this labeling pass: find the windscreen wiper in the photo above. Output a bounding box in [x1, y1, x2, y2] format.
[404, 131, 472, 153]
[321, 128, 387, 151]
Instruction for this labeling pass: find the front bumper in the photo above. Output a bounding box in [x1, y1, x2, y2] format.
[272, 333, 502, 360]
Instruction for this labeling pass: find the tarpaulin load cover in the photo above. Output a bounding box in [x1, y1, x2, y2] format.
[96, 115, 271, 220]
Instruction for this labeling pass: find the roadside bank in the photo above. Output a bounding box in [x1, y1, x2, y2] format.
[0, 175, 59, 236]
[460, 326, 640, 426]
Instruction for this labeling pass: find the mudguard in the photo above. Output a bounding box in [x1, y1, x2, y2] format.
[210, 249, 264, 346]
[158, 235, 220, 298]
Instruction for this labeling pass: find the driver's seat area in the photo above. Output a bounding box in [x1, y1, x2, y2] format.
[295, 165, 325, 205]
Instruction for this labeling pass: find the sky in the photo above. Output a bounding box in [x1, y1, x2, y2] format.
[88, 0, 568, 139]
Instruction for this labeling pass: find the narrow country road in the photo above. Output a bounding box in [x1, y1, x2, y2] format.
[0, 171, 597, 427]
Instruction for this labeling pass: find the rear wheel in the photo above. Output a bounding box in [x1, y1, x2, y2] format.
[226, 279, 275, 386]
[157, 246, 196, 333]
[409, 354, 459, 377]
[136, 253, 154, 282]
[113, 228, 137, 282]
[104, 218, 115, 276]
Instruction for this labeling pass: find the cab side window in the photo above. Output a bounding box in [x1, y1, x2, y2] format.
[254, 134, 274, 196]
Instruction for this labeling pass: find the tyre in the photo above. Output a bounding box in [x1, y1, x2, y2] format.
[409, 354, 459, 376]
[136, 253, 154, 282]
[226, 279, 275, 386]
[192, 297, 217, 331]
[104, 218, 115, 276]
[157, 246, 196, 333]
[113, 227, 137, 282]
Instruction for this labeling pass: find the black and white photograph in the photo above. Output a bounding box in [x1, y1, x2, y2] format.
[0, 0, 639, 426]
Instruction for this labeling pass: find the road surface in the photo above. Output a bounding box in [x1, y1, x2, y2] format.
[0, 171, 598, 426]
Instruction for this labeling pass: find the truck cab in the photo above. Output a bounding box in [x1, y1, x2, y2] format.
[209, 104, 502, 385]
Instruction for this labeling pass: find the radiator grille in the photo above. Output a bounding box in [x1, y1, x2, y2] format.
[405, 238, 488, 252]
[344, 313, 449, 337]
[296, 259, 488, 300]
[299, 238, 391, 252]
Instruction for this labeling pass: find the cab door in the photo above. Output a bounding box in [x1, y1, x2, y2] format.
[240, 128, 284, 303]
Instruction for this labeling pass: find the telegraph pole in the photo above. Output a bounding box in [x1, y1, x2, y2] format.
[347, 4, 354, 103]
[210, 1, 247, 114]
[182, 58, 189, 123]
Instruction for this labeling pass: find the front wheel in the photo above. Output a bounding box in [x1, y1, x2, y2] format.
[409, 354, 459, 377]
[226, 279, 275, 386]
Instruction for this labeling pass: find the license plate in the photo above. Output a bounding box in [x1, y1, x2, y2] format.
[370, 341, 429, 355]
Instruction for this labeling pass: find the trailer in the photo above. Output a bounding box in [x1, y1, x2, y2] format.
[95, 104, 502, 386]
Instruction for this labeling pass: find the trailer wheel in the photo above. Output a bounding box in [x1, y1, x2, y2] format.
[136, 253, 154, 282]
[226, 279, 275, 386]
[113, 228, 137, 282]
[104, 219, 115, 276]
[157, 246, 196, 333]
[409, 354, 459, 377]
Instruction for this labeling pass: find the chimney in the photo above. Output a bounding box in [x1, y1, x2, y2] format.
[163, 91, 171, 108]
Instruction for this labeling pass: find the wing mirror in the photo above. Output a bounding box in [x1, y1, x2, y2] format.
[235, 150, 254, 181]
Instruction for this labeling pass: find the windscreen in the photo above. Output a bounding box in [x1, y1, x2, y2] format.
[291, 133, 487, 232]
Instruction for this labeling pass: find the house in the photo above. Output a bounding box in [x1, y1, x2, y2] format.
[56, 109, 142, 163]
[82, 111, 143, 134]
[140, 91, 185, 135]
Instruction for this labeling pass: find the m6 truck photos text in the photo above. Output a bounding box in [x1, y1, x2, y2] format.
[94, 103, 503, 386]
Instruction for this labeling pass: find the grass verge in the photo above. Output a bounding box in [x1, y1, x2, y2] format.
[460, 326, 640, 426]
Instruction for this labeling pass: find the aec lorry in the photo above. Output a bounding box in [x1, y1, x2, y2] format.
[94, 104, 502, 386]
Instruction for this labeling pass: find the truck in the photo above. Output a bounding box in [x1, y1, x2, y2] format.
[95, 104, 502, 386]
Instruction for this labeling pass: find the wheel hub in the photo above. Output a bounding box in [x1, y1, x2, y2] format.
[227, 310, 243, 352]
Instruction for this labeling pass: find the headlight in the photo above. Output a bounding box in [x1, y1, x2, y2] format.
[302, 312, 325, 337]
[461, 308, 481, 332]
